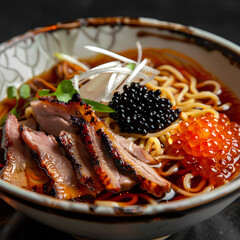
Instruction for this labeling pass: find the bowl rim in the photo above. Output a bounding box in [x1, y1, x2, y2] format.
[1, 16, 240, 216]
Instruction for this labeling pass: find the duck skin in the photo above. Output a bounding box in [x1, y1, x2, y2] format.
[20, 125, 92, 200]
[59, 131, 104, 195]
[0, 114, 50, 192]
[77, 118, 136, 192]
[30, 97, 81, 137]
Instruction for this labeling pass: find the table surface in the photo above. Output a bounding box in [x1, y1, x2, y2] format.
[0, 0, 240, 239]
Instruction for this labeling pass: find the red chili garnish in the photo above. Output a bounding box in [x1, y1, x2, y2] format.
[168, 113, 240, 185]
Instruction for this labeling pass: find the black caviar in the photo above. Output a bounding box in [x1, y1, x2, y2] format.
[109, 83, 181, 135]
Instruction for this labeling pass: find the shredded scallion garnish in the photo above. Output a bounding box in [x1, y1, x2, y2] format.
[54, 53, 89, 71]
[57, 42, 159, 103]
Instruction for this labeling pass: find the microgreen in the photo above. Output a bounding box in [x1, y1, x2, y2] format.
[54, 80, 78, 102]
[39, 80, 115, 113]
[126, 63, 136, 70]
[38, 89, 50, 96]
[7, 86, 18, 99]
[19, 84, 31, 99]
[39, 80, 78, 103]
[7, 84, 31, 100]
[0, 84, 31, 126]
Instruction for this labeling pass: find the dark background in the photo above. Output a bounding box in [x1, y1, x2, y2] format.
[1, 0, 240, 239]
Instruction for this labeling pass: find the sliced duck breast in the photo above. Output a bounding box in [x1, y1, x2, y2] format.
[19, 117, 37, 130]
[30, 97, 81, 137]
[98, 128, 170, 197]
[0, 114, 50, 192]
[59, 131, 104, 195]
[77, 118, 136, 192]
[113, 134, 158, 165]
[29, 96, 171, 197]
[20, 125, 91, 200]
[76, 100, 171, 197]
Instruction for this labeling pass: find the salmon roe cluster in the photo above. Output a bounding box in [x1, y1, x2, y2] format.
[168, 113, 240, 185]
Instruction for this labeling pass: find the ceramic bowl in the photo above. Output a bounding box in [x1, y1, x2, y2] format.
[0, 17, 240, 240]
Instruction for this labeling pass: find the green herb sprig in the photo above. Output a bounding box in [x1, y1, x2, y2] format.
[38, 80, 115, 113]
[0, 80, 115, 126]
[82, 98, 115, 113]
[0, 84, 31, 126]
[38, 80, 78, 103]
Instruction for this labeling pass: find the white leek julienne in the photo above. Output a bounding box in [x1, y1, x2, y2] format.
[54, 53, 90, 71]
[90, 61, 121, 71]
[86, 61, 121, 83]
[72, 75, 80, 92]
[100, 63, 122, 102]
[101, 63, 136, 102]
[85, 45, 160, 75]
[124, 58, 148, 86]
[136, 41, 143, 64]
[85, 45, 135, 64]
[96, 72, 118, 102]
[71, 67, 150, 87]
[64, 42, 161, 102]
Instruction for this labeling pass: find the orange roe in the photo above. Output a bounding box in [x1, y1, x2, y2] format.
[168, 113, 240, 185]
